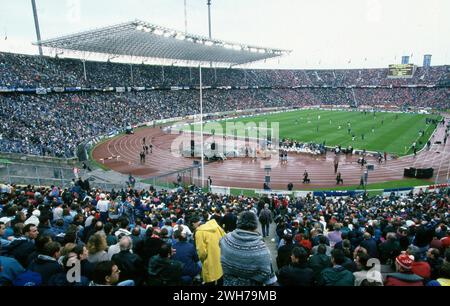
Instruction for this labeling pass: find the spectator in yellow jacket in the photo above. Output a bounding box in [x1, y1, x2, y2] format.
[192, 216, 225, 285]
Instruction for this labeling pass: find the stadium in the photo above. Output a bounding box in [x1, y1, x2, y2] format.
[0, 0, 449, 290]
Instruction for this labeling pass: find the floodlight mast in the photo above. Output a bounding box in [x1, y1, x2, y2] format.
[31, 0, 43, 56]
[184, 0, 188, 34]
[207, 0, 212, 67]
[207, 0, 212, 39]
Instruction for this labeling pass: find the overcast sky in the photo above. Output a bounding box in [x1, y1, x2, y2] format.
[0, 0, 448, 69]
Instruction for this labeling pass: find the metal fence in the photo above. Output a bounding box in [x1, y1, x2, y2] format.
[0, 162, 75, 187]
[142, 164, 202, 190]
[0, 162, 127, 191]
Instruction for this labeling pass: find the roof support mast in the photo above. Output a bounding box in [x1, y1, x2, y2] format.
[31, 0, 43, 56]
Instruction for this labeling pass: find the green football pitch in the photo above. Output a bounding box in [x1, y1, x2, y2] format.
[215, 109, 441, 156]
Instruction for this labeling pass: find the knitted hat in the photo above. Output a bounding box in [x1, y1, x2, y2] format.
[396, 253, 414, 270]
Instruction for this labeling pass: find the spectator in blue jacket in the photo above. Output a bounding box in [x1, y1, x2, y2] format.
[360, 232, 378, 259]
[172, 226, 201, 284]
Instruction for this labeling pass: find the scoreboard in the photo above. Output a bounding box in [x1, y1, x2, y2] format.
[388, 64, 415, 78]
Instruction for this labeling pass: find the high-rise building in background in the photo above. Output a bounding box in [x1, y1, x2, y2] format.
[401, 56, 410, 64]
[423, 54, 432, 67]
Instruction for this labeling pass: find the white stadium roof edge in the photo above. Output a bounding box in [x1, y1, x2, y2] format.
[35, 19, 291, 66]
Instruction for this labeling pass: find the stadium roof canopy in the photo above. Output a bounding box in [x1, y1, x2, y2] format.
[36, 20, 291, 66]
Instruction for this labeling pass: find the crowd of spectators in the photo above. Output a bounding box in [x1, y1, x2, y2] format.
[0, 181, 449, 286]
[279, 139, 326, 155]
[1, 52, 448, 88]
[1, 86, 447, 157]
[0, 52, 448, 157]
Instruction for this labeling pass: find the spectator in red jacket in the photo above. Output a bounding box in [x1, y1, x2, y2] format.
[385, 253, 424, 286]
[408, 245, 431, 281]
[441, 230, 450, 249]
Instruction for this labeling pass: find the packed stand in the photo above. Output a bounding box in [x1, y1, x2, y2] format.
[0, 52, 448, 157]
[1, 52, 448, 88]
[0, 181, 449, 286]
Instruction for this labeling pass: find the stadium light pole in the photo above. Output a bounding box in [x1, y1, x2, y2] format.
[207, 0, 212, 68]
[199, 65, 205, 188]
[31, 0, 43, 56]
[207, 0, 212, 39]
[184, 0, 188, 34]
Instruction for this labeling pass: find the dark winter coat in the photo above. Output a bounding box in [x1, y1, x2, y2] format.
[112, 250, 145, 284]
[28, 255, 64, 285]
[319, 265, 355, 286]
[278, 262, 315, 286]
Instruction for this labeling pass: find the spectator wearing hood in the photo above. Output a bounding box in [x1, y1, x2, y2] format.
[194, 216, 225, 285]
